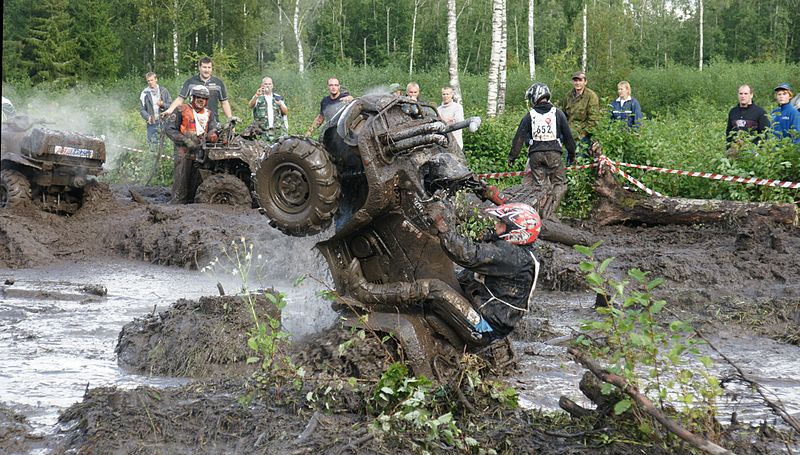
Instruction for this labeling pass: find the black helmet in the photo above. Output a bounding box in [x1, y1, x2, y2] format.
[190, 85, 210, 99]
[525, 83, 551, 106]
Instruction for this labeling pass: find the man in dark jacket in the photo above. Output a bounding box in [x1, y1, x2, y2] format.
[726, 84, 769, 152]
[164, 85, 219, 204]
[508, 83, 577, 219]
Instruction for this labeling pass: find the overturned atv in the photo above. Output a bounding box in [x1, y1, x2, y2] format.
[254, 94, 514, 377]
[1, 115, 105, 213]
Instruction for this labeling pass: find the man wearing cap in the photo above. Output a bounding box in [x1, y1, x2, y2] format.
[560, 71, 601, 151]
[725, 84, 770, 151]
[771, 83, 800, 144]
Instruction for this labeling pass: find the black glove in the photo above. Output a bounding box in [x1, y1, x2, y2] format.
[566, 153, 575, 165]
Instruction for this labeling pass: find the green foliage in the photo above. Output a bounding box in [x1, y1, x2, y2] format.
[573, 242, 723, 438]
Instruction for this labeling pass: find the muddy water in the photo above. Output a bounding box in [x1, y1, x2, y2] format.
[0, 259, 336, 432]
[513, 292, 800, 427]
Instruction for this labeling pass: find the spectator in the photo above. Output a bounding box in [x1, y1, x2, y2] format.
[139, 72, 172, 147]
[246, 76, 288, 142]
[389, 83, 403, 96]
[438, 86, 465, 150]
[725, 84, 769, 150]
[164, 85, 219, 204]
[771, 83, 800, 144]
[508, 83, 576, 219]
[560, 71, 601, 151]
[164, 57, 235, 122]
[406, 82, 420, 101]
[609, 81, 643, 130]
[792, 92, 800, 110]
[1, 96, 15, 122]
[305, 77, 353, 136]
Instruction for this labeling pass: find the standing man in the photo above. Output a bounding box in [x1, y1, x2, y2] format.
[725, 84, 769, 151]
[771, 83, 800, 145]
[164, 57, 236, 122]
[247, 76, 288, 142]
[305, 77, 353, 136]
[508, 83, 576, 219]
[406, 82, 420, 101]
[560, 71, 601, 151]
[164, 85, 219, 204]
[139, 72, 172, 147]
[438, 86, 465, 150]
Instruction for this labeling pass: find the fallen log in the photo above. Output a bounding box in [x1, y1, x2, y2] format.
[568, 347, 736, 455]
[592, 163, 798, 226]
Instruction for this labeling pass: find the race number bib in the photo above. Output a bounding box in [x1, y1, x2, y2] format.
[530, 107, 558, 142]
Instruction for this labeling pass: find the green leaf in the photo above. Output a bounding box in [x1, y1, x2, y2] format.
[646, 277, 665, 291]
[601, 383, 615, 395]
[614, 398, 632, 415]
[651, 300, 666, 314]
[579, 261, 595, 272]
[698, 356, 713, 368]
[628, 268, 648, 283]
[573, 244, 593, 256]
[246, 356, 260, 364]
[381, 387, 395, 395]
[598, 257, 615, 273]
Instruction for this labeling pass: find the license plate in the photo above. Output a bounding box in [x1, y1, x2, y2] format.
[53, 145, 95, 158]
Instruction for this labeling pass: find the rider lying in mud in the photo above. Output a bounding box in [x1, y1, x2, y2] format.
[347, 201, 542, 345]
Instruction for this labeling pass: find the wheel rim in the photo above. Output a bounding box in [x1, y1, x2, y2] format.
[270, 162, 310, 214]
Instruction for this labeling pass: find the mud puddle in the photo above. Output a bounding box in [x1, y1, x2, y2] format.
[512, 291, 800, 428]
[0, 258, 335, 432]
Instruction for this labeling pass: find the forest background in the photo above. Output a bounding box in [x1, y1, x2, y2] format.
[2, 0, 799, 216]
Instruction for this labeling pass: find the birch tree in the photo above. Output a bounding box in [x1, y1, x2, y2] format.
[486, 0, 504, 117]
[446, 0, 462, 102]
[698, 0, 703, 71]
[528, 0, 535, 80]
[581, 1, 587, 72]
[409, 0, 424, 75]
[293, 0, 305, 73]
[497, 0, 507, 114]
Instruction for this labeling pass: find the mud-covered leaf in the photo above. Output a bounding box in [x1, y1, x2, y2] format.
[246, 356, 260, 364]
[614, 398, 632, 415]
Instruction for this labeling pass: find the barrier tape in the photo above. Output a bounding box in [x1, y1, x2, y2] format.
[610, 160, 800, 189]
[597, 155, 664, 197]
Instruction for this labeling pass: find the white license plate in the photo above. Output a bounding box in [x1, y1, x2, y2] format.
[53, 145, 95, 158]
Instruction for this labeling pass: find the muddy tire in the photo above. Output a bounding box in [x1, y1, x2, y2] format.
[253, 136, 340, 236]
[0, 169, 31, 209]
[194, 174, 253, 206]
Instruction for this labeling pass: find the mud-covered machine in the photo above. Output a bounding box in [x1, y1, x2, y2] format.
[254, 95, 511, 376]
[1, 115, 106, 213]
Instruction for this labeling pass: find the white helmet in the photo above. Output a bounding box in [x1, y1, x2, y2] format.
[525, 83, 551, 106]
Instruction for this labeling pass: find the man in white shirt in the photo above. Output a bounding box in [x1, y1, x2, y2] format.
[438, 86, 465, 150]
[247, 77, 288, 142]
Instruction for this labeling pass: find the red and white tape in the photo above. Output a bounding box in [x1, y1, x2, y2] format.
[597, 155, 663, 197]
[610, 159, 800, 189]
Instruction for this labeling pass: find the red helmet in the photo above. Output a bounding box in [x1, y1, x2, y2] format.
[484, 203, 542, 245]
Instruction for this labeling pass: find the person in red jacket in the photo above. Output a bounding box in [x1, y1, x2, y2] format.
[165, 85, 219, 204]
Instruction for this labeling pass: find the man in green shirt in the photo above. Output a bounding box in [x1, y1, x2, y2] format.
[560, 71, 601, 151]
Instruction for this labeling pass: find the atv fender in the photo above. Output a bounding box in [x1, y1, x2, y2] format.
[1, 155, 42, 171]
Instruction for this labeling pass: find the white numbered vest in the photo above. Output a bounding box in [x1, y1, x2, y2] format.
[530, 107, 558, 142]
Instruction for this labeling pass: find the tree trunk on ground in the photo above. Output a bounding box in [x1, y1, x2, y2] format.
[486, 0, 503, 117]
[446, 0, 462, 102]
[592, 165, 798, 226]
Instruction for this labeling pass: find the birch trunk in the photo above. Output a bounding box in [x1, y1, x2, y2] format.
[409, 0, 420, 75]
[486, 0, 504, 117]
[698, 0, 704, 71]
[497, 0, 507, 115]
[581, 2, 587, 72]
[446, 0, 462, 102]
[172, 0, 179, 76]
[293, 0, 305, 74]
[528, 0, 535, 80]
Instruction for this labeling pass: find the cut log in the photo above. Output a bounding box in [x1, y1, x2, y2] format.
[592, 164, 798, 226]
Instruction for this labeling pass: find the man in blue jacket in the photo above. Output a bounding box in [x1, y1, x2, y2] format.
[771, 83, 800, 144]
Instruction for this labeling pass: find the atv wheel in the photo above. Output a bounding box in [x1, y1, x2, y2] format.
[0, 169, 31, 209]
[194, 174, 253, 206]
[254, 136, 340, 236]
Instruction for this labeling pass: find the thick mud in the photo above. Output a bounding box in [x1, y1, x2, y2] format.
[1, 184, 799, 454]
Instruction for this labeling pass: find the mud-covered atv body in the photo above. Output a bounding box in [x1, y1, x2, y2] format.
[254, 95, 509, 377]
[190, 121, 269, 206]
[1, 115, 105, 213]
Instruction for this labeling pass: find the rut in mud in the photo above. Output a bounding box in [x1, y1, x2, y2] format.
[1, 183, 799, 454]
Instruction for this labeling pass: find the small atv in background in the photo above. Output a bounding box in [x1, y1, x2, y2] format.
[1, 115, 106, 214]
[190, 119, 268, 207]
